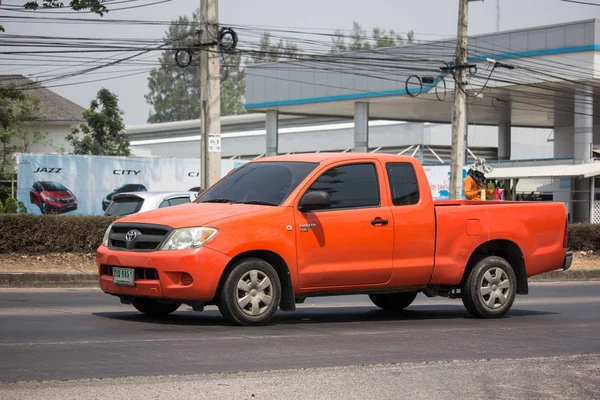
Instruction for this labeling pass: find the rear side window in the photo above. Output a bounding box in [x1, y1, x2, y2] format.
[160, 196, 191, 208]
[306, 163, 379, 210]
[386, 163, 419, 206]
[105, 198, 144, 216]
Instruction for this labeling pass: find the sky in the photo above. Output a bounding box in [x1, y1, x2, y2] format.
[0, 0, 598, 125]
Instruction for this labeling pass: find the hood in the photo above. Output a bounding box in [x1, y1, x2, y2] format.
[44, 190, 73, 199]
[114, 202, 272, 228]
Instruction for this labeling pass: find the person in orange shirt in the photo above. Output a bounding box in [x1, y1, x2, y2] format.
[464, 158, 494, 200]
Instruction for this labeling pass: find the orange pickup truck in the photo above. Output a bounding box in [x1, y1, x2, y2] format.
[97, 153, 572, 325]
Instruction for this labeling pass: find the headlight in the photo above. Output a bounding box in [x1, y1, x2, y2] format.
[160, 227, 218, 250]
[102, 223, 113, 247]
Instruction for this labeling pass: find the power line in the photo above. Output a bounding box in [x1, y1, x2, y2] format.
[558, 0, 600, 6]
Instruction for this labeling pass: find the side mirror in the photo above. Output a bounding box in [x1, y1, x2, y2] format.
[300, 191, 331, 212]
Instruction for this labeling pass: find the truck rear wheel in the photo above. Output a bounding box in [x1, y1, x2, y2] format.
[218, 258, 281, 326]
[369, 292, 418, 311]
[132, 298, 181, 317]
[462, 256, 516, 318]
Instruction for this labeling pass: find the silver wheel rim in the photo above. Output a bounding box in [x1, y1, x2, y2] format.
[479, 267, 511, 309]
[236, 270, 273, 317]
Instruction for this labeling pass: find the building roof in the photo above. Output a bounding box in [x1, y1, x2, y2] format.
[0, 75, 85, 123]
[244, 19, 600, 128]
[487, 162, 600, 179]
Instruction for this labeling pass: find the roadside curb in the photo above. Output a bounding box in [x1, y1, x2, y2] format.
[0, 273, 98, 288]
[529, 269, 600, 281]
[0, 270, 599, 288]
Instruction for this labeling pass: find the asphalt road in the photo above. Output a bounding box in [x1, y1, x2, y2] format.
[0, 282, 599, 398]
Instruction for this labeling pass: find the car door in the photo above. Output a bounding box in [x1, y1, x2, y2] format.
[294, 160, 394, 289]
[385, 162, 436, 286]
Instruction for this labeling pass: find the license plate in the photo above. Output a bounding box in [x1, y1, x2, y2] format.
[113, 267, 135, 286]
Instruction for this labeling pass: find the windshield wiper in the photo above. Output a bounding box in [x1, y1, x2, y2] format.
[240, 200, 278, 206]
[200, 198, 237, 204]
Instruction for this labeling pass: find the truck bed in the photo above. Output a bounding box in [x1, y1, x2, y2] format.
[430, 200, 567, 285]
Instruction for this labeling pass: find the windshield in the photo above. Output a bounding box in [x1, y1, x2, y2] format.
[197, 161, 318, 206]
[104, 197, 144, 216]
[41, 181, 68, 191]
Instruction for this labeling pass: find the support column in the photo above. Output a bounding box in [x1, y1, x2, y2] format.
[353, 102, 369, 153]
[573, 86, 594, 222]
[498, 103, 511, 160]
[266, 110, 279, 157]
[574, 86, 593, 162]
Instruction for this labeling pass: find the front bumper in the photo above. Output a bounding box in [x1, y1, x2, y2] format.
[96, 245, 232, 301]
[562, 251, 573, 271]
[47, 201, 78, 214]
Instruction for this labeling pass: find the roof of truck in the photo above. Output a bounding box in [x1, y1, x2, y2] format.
[258, 152, 417, 163]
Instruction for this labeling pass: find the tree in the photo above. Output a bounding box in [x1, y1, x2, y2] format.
[1, 1, 109, 32]
[145, 9, 247, 123]
[66, 88, 130, 156]
[0, 85, 41, 177]
[330, 22, 415, 54]
[245, 33, 300, 65]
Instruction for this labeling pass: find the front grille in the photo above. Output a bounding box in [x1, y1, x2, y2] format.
[101, 265, 159, 280]
[108, 223, 172, 252]
[112, 226, 167, 236]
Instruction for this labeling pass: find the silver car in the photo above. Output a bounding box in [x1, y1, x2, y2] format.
[103, 191, 197, 216]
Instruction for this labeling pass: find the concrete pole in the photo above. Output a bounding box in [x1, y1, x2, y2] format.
[266, 110, 279, 157]
[498, 103, 511, 160]
[354, 102, 369, 153]
[574, 86, 593, 163]
[449, 0, 469, 200]
[496, 0, 500, 32]
[200, 0, 221, 189]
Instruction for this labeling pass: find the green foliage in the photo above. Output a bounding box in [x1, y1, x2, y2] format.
[23, 0, 108, 14]
[0, 214, 117, 253]
[245, 32, 300, 65]
[0, 197, 27, 214]
[2, 1, 108, 31]
[145, 9, 246, 123]
[567, 224, 600, 251]
[0, 85, 42, 177]
[330, 21, 415, 54]
[66, 88, 130, 156]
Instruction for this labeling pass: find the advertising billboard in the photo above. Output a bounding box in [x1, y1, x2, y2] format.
[16, 154, 247, 215]
[422, 165, 468, 200]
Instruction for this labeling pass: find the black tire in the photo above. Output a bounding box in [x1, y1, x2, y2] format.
[369, 292, 418, 311]
[218, 258, 281, 326]
[132, 298, 181, 317]
[462, 256, 517, 318]
[39, 202, 47, 214]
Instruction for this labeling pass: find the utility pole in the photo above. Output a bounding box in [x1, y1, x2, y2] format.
[496, 0, 500, 32]
[199, 0, 221, 189]
[449, 0, 469, 200]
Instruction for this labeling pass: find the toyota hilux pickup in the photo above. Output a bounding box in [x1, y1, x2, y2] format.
[97, 153, 572, 325]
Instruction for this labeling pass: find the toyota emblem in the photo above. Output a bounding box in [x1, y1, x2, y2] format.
[125, 230, 137, 242]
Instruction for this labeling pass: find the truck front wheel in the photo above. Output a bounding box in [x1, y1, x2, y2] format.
[218, 258, 281, 326]
[369, 292, 418, 311]
[462, 256, 517, 318]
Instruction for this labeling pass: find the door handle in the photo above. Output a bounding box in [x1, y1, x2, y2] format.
[371, 218, 389, 226]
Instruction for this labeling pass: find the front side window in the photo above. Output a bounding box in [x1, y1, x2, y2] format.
[197, 161, 318, 206]
[386, 162, 420, 206]
[305, 163, 379, 210]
